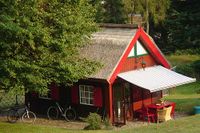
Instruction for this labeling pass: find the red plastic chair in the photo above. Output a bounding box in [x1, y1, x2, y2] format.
[137, 107, 156, 123]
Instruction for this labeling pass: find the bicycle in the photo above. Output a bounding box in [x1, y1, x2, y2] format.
[47, 102, 76, 122]
[7, 104, 36, 123]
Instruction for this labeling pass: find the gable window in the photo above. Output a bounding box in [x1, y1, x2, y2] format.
[128, 40, 148, 58]
[137, 41, 148, 55]
[79, 85, 94, 105]
[128, 45, 136, 57]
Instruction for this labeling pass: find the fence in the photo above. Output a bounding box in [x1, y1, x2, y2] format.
[0, 90, 24, 114]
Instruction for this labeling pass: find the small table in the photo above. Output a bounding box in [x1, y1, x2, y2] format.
[147, 101, 176, 119]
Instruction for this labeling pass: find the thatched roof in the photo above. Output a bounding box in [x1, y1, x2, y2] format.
[80, 27, 137, 80]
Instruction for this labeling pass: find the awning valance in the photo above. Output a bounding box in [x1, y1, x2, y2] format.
[118, 65, 196, 92]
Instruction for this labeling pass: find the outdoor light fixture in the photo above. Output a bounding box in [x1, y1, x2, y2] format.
[135, 56, 147, 70]
[141, 60, 146, 70]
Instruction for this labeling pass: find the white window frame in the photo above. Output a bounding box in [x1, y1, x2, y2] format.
[79, 85, 94, 106]
[128, 41, 148, 58]
[128, 46, 135, 57]
[136, 41, 148, 55]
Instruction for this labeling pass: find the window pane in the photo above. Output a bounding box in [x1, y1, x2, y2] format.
[80, 98, 83, 103]
[85, 92, 89, 97]
[83, 99, 86, 104]
[79, 85, 94, 105]
[90, 99, 93, 104]
[136, 41, 148, 55]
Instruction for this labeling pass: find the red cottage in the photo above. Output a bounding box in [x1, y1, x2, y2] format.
[26, 24, 195, 125]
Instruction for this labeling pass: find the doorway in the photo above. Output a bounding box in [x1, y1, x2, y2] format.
[124, 83, 133, 121]
[112, 82, 126, 125]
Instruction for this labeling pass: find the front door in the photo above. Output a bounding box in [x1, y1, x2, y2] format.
[113, 82, 126, 125]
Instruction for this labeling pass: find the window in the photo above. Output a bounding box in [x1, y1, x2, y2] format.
[79, 85, 94, 105]
[128, 41, 148, 57]
[128, 45, 136, 57]
[39, 91, 51, 100]
[38, 83, 59, 100]
[136, 41, 147, 55]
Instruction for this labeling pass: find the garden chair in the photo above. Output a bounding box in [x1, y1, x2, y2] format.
[157, 106, 172, 122]
[137, 107, 156, 123]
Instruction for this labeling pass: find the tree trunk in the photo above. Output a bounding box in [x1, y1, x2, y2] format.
[131, 13, 133, 24]
[146, 0, 149, 34]
[130, 0, 134, 24]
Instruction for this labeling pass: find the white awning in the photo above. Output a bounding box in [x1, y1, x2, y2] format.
[118, 65, 196, 92]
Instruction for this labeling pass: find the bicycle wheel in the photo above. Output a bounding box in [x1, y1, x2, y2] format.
[7, 109, 20, 123]
[64, 108, 76, 121]
[22, 111, 36, 123]
[47, 106, 59, 120]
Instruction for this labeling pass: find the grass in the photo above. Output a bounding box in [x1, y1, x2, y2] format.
[159, 52, 200, 112]
[165, 54, 200, 114]
[1, 115, 200, 133]
[166, 54, 200, 66]
[170, 81, 200, 95]
[165, 82, 200, 114]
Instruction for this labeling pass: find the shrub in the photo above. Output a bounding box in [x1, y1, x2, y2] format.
[192, 60, 200, 79]
[83, 113, 102, 130]
[175, 60, 200, 80]
[175, 63, 195, 77]
[175, 49, 200, 55]
[103, 117, 112, 130]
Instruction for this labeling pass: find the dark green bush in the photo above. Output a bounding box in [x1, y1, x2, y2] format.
[175, 49, 200, 55]
[192, 60, 200, 79]
[83, 113, 102, 130]
[175, 60, 200, 80]
[175, 63, 195, 77]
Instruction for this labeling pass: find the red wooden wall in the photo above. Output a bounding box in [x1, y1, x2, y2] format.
[120, 54, 157, 73]
[132, 85, 162, 111]
[119, 53, 161, 113]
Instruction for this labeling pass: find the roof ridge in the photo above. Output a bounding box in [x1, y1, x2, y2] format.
[99, 23, 139, 29]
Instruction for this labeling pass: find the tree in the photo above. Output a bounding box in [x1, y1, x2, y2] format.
[165, 0, 200, 52]
[0, 0, 101, 94]
[122, 0, 142, 24]
[103, 0, 126, 23]
[122, 0, 170, 33]
[89, 0, 104, 23]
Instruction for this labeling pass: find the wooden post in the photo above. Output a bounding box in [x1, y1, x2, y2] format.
[122, 83, 126, 125]
[108, 83, 113, 123]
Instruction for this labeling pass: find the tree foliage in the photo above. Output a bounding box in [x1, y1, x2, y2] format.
[122, 0, 170, 33]
[165, 0, 200, 52]
[89, 0, 104, 23]
[0, 0, 101, 94]
[123, 0, 170, 23]
[102, 0, 126, 23]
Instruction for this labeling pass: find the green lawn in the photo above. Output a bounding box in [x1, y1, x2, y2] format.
[1, 114, 200, 133]
[166, 54, 200, 66]
[165, 54, 200, 114]
[165, 82, 200, 114]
